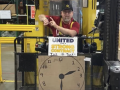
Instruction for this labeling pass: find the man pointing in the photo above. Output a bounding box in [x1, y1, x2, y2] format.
[38, 3, 80, 37]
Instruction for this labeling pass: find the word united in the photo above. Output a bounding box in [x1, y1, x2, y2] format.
[52, 38, 74, 43]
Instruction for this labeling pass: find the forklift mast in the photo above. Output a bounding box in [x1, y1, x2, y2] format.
[103, 0, 120, 90]
[103, 0, 120, 61]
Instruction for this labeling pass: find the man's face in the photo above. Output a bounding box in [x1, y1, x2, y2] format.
[61, 10, 73, 22]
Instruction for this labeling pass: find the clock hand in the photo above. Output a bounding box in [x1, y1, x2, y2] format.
[64, 70, 76, 75]
[60, 79, 63, 90]
[59, 74, 64, 79]
[59, 71, 75, 90]
[59, 74, 64, 90]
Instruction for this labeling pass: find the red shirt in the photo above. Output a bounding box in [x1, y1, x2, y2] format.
[45, 15, 80, 37]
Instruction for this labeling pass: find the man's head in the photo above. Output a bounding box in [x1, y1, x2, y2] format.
[61, 3, 73, 23]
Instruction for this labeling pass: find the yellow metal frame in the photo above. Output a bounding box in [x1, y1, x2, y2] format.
[0, 43, 2, 82]
[0, 38, 16, 82]
[26, 5, 29, 25]
[0, 0, 50, 84]
[82, 0, 101, 50]
[26, 4, 35, 25]
[0, 24, 35, 82]
[0, 37, 31, 82]
[0, 37, 16, 43]
[0, 0, 103, 86]
[0, 0, 100, 86]
[0, 37, 16, 82]
[0, 24, 35, 31]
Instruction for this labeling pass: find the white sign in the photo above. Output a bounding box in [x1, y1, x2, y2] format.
[0, 10, 11, 19]
[31, 6, 35, 19]
[48, 37, 78, 56]
[83, 0, 88, 7]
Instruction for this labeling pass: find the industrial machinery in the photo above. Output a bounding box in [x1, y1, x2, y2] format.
[0, 0, 120, 90]
[14, 0, 120, 90]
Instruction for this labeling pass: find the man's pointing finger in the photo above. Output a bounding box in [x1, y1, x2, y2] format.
[50, 17, 54, 21]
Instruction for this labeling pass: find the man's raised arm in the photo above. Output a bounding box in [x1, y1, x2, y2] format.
[38, 14, 49, 26]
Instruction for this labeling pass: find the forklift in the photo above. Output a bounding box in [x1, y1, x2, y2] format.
[14, 0, 120, 90]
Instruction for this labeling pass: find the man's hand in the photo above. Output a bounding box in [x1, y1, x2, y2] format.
[43, 19, 49, 26]
[49, 17, 58, 28]
[38, 15, 49, 26]
[38, 14, 46, 21]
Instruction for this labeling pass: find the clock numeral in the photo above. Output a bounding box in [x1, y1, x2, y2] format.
[42, 65, 47, 69]
[59, 57, 63, 62]
[72, 61, 75, 65]
[42, 81, 46, 86]
[77, 83, 80, 87]
[80, 74, 82, 78]
[40, 73, 43, 77]
[48, 60, 51, 63]
[78, 67, 80, 71]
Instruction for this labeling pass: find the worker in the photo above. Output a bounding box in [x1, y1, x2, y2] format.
[38, 3, 80, 37]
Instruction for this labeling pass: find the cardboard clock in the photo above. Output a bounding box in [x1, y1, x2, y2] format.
[38, 56, 85, 90]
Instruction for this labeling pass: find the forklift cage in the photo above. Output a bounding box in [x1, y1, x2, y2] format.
[14, 36, 103, 90]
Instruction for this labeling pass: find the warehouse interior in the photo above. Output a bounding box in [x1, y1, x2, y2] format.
[0, 0, 120, 90]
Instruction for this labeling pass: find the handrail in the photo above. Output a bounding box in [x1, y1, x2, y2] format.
[0, 24, 35, 31]
[0, 37, 16, 43]
[0, 36, 32, 82]
[0, 43, 2, 82]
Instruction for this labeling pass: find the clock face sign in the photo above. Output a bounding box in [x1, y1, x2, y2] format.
[38, 56, 85, 90]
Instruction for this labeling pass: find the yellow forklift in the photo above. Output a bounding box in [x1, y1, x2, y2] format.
[13, 0, 120, 90]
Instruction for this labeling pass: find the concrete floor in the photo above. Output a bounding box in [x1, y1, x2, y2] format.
[0, 44, 21, 90]
[0, 44, 120, 90]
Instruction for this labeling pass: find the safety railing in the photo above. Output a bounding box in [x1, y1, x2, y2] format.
[0, 24, 34, 82]
[0, 24, 35, 31]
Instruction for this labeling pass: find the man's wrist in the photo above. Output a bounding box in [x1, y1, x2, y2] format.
[54, 24, 59, 29]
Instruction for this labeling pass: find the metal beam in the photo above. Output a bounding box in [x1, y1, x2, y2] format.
[0, 37, 15, 43]
[0, 36, 31, 82]
[0, 37, 31, 44]
[0, 24, 35, 31]
[0, 43, 2, 82]
[0, 37, 15, 82]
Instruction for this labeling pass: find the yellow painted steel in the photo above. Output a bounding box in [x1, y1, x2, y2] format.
[26, 5, 29, 25]
[82, 0, 101, 50]
[0, 0, 102, 86]
[0, 43, 2, 82]
[0, 41, 15, 44]
[24, 0, 50, 85]
[0, 37, 30, 44]
[82, 0, 103, 87]
[0, 24, 34, 82]
[0, 24, 35, 31]
[0, 2, 42, 83]
[0, 37, 15, 42]
[1, 80, 22, 82]
[0, 36, 31, 82]
[0, 37, 18, 44]
[0, 37, 16, 82]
